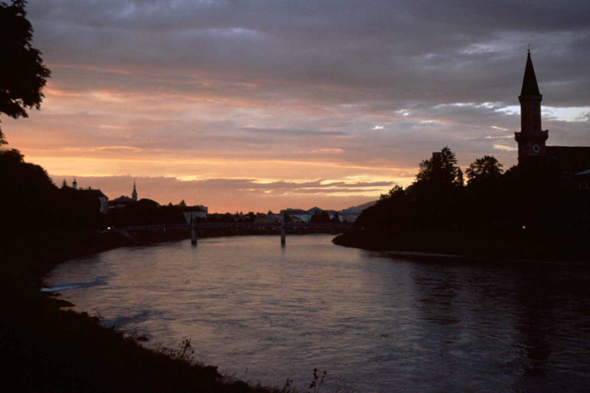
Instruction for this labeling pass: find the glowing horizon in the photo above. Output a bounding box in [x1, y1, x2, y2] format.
[4, 1, 590, 212]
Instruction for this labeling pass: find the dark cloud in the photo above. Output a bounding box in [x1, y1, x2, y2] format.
[29, 1, 590, 104]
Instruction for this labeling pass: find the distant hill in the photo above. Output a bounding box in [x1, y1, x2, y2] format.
[341, 200, 377, 212]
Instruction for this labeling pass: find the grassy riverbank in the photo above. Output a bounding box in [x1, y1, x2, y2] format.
[1, 230, 299, 393]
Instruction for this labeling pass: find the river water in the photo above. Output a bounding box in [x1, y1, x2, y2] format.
[43, 235, 590, 392]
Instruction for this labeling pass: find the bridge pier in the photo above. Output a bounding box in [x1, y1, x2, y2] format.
[191, 217, 198, 245]
[280, 215, 286, 245]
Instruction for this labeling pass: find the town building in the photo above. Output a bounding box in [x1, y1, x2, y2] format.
[109, 181, 139, 210]
[62, 177, 108, 214]
[280, 208, 311, 223]
[182, 205, 209, 224]
[279, 205, 374, 223]
[78, 189, 109, 214]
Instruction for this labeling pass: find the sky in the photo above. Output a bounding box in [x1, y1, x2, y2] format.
[4, 0, 590, 213]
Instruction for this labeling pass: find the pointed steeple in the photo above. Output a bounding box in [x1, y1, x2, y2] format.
[72, 177, 77, 190]
[131, 179, 138, 201]
[515, 49, 548, 165]
[521, 50, 540, 96]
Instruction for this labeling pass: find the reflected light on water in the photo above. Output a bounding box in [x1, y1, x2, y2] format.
[44, 235, 590, 393]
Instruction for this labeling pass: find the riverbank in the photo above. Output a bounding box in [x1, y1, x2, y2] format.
[332, 228, 590, 263]
[1, 229, 299, 393]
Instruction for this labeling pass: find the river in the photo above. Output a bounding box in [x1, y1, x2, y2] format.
[43, 235, 590, 392]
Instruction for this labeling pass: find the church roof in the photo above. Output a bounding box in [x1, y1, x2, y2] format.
[78, 189, 107, 198]
[547, 146, 590, 174]
[111, 196, 134, 203]
[521, 51, 541, 96]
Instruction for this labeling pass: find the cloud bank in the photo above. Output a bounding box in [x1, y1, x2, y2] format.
[5, 0, 590, 211]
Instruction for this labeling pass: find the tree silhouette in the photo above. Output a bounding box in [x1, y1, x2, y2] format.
[380, 185, 405, 201]
[415, 146, 463, 188]
[310, 210, 331, 223]
[0, 0, 50, 145]
[466, 155, 503, 186]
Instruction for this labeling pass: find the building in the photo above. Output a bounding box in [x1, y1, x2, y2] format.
[182, 205, 208, 224]
[515, 51, 590, 178]
[62, 177, 108, 214]
[280, 208, 312, 223]
[108, 181, 139, 210]
[255, 213, 282, 223]
[78, 189, 109, 214]
[109, 196, 135, 210]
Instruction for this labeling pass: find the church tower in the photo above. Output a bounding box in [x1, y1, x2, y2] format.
[515, 50, 548, 164]
[131, 180, 138, 201]
[72, 177, 78, 190]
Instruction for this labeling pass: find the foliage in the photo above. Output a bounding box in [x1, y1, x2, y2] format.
[109, 199, 186, 226]
[308, 368, 327, 393]
[0, 149, 107, 233]
[310, 210, 331, 223]
[158, 337, 196, 364]
[280, 377, 294, 393]
[415, 146, 463, 188]
[356, 147, 590, 235]
[0, 0, 51, 144]
[466, 155, 503, 186]
[357, 185, 410, 229]
[380, 185, 405, 200]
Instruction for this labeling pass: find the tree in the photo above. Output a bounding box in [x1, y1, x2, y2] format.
[0, 0, 50, 145]
[406, 147, 464, 229]
[415, 146, 463, 188]
[466, 155, 503, 186]
[310, 210, 330, 223]
[380, 185, 405, 201]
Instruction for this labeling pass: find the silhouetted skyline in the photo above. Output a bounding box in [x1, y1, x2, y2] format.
[4, 1, 590, 212]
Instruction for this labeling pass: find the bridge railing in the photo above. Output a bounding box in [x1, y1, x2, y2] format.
[117, 222, 353, 232]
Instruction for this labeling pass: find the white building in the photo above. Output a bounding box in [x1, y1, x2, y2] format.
[183, 205, 208, 224]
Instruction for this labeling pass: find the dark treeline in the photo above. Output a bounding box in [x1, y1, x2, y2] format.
[109, 199, 187, 227]
[339, 147, 590, 261]
[0, 149, 106, 233]
[0, 148, 188, 233]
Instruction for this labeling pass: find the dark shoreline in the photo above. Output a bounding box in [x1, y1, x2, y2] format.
[332, 228, 590, 264]
[3, 228, 341, 393]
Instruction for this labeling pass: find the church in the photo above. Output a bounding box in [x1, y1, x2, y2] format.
[108, 181, 139, 210]
[515, 51, 590, 189]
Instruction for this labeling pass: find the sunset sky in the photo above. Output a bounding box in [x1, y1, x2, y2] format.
[4, 0, 590, 213]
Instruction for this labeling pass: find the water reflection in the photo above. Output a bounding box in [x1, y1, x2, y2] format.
[44, 236, 590, 393]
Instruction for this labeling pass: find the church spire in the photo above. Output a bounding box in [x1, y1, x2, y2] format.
[515, 49, 548, 165]
[131, 179, 138, 201]
[521, 50, 540, 96]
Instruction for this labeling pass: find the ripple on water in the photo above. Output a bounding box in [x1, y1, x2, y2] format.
[44, 235, 590, 393]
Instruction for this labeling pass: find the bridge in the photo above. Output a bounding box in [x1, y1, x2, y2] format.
[117, 221, 353, 245]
